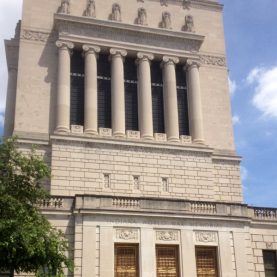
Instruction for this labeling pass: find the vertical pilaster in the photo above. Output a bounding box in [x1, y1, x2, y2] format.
[136, 52, 154, 140]
[110, 48, 127, 137]
[162, 56, 180, 142]
[83, 45, 100, 135]
[185, 60, 204, 144]
[55, 40, 74, 132]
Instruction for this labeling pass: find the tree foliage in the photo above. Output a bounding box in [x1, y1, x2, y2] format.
[0, 138, 73, 277]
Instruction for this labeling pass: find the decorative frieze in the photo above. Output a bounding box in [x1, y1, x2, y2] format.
[180, 135, 192, 144]
[126, 130, 141, 139]
[20, 29, 55, 43]
[155, 133, 167, 142]
[99, 128, 112, 137]
[195, 231, 217, 243]
[115, 228, 139, 241]
[156, 230, 179, 241]
[200, 55, 227, 67]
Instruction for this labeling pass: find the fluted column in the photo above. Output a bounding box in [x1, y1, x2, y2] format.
[55, 40, 74, 132]
[136, 52, 154, 140]
[162, 56, 180, 142]
[110, 48, 127, 137]
[83, 44, 100, 135]
[185, 60, 204, 144]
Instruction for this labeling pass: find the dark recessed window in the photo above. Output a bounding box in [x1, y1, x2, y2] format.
[70, 50, 84, 126]
[97, 54, 111, 129]
[263, 250, 277, 277]
[151, 61, 165, 134]
[196, 246, 218, 277]
[176, 64, 189, 136]
[124, 57, 138, 131]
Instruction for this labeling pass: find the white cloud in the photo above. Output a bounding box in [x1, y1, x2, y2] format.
[240, 166, 248, 181]
[232, 114, 240, 125]
[228, 77, 237, 96]
[247, 66, 277, 119]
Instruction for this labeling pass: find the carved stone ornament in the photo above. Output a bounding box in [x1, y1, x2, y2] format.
[266, 242, 273, 249]
[116, 229, 138, 240]
[186, 59, 201, 69]
[183, 0, 191, 9]
[160, 0, 168, 7]
[195, 231, 217, 243]
[58, 0, 70, 14]
[137, 8, 148, 26]
[200, 55, 227, 67]
[183, 15, 195, 33]
[84, 0, 96, 17]
[163, 56, 179, 65]
[56, 40, 74, 50]
[161, 12, 172, 29]
[111, 3, 121, 22]
[21, 30, 54, 43]
[156, 230, 178, 241]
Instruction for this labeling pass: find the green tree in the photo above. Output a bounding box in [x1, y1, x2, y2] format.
[0, 138, 73, 277]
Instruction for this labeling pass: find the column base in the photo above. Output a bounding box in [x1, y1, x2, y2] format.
[84, 129, 98, 135]
[113, 131, 126, 138]
[193, 138, 205, 144]
[167, 136, 180, 142]
[55, 126, 70, 133]
[141, 135, 154, 140]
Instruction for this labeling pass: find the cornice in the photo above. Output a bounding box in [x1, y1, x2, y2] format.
[54, 14, 204, 55]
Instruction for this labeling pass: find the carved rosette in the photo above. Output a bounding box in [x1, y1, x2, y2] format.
[195, 231, 217, 243]
[115, 229, 139, 241]
[156, 230, 179, 241]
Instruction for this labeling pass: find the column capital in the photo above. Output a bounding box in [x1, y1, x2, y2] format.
[110, 48, 127, 57]
[185, 59, 201, 70]
[82, 44, 100, 54]
[137, 52, 154, 61]
[56, 40, 74, 50]
[162, 56, 179, 66]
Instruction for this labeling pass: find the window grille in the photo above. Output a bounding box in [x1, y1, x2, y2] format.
[156, 245, 179, 277]
[70, 50, 84, 126]
[263, 250, 277, 277]
[115, 244, 139, 277]
[196, 247, 218, 277]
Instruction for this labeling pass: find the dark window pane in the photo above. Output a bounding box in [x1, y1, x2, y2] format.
[176, 64, 189, 136]
[124, 57, 138, 131]
[98, 54, 111, 128]
[70, 50, 84, 125]
[263, 251, 277, 277]
[151, 61, 165, 133]
[196, 247, 218, 277]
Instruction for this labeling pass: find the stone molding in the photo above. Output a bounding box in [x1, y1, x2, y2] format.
[156, 230, 179, 241]
[200, 54, 227, 67]
[20, 29, 56, 43]
[195, 231, 217, 243]
[55, 14, 204, 54]
[115, 228, 139, 241]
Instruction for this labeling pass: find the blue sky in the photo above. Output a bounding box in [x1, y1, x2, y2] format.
[0, 0, 276, 207]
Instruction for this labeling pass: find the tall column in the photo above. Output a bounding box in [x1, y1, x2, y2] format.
[136, 52, 154, 140]
[185, 60, 204, 144]
[110, 48, 127, 137]
[83, 44, 100, 135]
[55, 40, 74, 132]
[162, 56, 180, 142]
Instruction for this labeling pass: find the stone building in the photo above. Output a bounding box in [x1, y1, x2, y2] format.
[4, 0, 277, 276]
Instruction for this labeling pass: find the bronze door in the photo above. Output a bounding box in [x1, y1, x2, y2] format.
[156, 245, 180, 277]
[196, 247, 219, 277]
[115, 244, 139, 277]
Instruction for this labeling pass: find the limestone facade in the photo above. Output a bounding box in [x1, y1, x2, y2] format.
[4, 0, 277, 276]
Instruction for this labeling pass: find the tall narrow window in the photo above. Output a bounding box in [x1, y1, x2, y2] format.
[124, 57, 138, 131]
[70, 50, 84, 126]
[115, 244, 139, 277]
[151, 61, 165, 133]
[98, 54, 111, 129]
[263, 250, 277, 277]
[176, 64, 189, 136]
[196, 247, 218, 277]
[156, 245, 179, 277]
